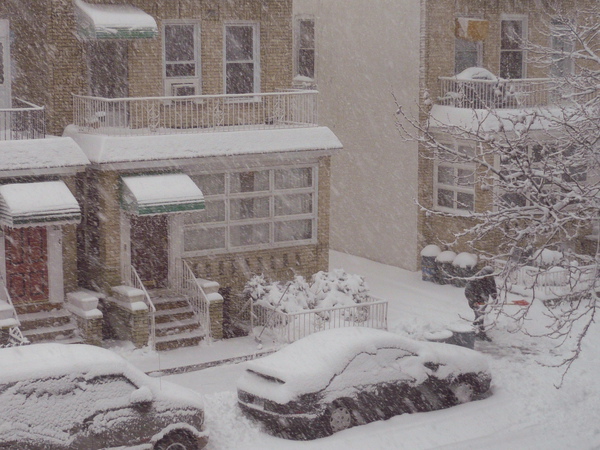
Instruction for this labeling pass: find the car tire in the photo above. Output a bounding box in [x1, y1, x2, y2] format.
[325, 402, 356, 434]
[154, 430, 199, 450]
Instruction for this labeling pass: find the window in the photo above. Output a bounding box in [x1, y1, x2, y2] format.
[500, 18, 526, 79]
[225, 23, 259, 95]
[295, 18, 315, 80]
[183, 166, 317, 254]
[163, 22, 200, 96]
[550, 24, 574, 78]
[455, 38, 482, 74]
[434, 144, 475, 214]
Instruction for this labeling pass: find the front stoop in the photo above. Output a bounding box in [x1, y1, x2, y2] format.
[14, 302, 83, 345]
[151, 289, 206, 351]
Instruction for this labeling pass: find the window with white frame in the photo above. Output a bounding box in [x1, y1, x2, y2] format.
[455, 37, 482, 74]
[295, 18, 315, 80]
[183, 166, 316, 255]
[434, 144, 476, 213]
[500, 17, 526, 79]
[550, 24, 575, 78]
[163, 22, 201, 96]
[224, 23, 260, 95]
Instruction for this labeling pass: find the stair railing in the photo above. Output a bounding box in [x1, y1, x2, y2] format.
[176, 260, 212, 342]
[129, 265, 156, 351]
[0, 272, 29, 347]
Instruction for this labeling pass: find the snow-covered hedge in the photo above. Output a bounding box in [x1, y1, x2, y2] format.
[244, 270, 370, 313]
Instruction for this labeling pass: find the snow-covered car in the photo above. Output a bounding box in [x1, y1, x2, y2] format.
[237, 327, 491, 439]
[0, 343, 208, 449]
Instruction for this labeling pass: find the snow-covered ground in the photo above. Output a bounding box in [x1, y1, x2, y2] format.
[122, 250, 600, 449]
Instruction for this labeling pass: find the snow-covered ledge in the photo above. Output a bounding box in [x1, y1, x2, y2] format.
[65, 291, 103, 346]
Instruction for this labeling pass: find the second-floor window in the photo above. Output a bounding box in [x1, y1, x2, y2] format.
[225, 23, 260, 95]
[500, 17, 526, 79]
[551, 24, 574, 78]
[455, 37, 482, 74]
[295, 18, 315, 80]
[163, 22, 200, 96]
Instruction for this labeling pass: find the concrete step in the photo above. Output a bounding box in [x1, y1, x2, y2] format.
[154, 306, 195, 324]
[155, 318, 201, 337]
[151, 296, 190, 311]
[155, 329, 205, 351]
[22, 321, 82, 344]
[14, 302, 62, 315]
[17, 308, 73, 331]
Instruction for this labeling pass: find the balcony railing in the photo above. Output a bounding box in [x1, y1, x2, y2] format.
[72, 90, 318, 137]
[438, 77, 565, 109]
[0, 98, 45, 140]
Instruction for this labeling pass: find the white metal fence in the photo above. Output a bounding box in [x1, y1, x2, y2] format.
[72, 90, 318, 136]
[251, 297, 388, 343]
[438, 77, 561, 109]
[174, 260, 211, 342]
[129, 265, 156, 350]
[494, 260, 598, 297]
[0, 98, 45, 140]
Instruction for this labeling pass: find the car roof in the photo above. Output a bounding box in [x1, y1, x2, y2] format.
[0, 343, 142, 384]
[239, 328, 489, 403]
[243, 328, 422, 391]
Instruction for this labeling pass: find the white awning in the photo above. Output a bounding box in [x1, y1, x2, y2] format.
[75, 0, 158, 40]
[0, 181, 81, 227]
[121, 174, 205, 216]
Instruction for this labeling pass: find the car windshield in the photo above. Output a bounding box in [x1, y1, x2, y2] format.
[0, 374, 138, 445]
[327, 347, 415, 394]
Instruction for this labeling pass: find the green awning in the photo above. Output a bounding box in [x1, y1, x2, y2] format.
[0, 181, 81, 227]
[75, 0, 158, 40]
[121, 174, 205, 216]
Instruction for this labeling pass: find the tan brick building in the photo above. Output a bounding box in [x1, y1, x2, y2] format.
[419, 0, 596, 260]
[0, 0, 341, 349]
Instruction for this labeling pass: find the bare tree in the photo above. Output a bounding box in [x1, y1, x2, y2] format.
[397, 4, 599, 379]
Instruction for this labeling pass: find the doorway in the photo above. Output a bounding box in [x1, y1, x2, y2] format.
[130, 215, 169, 289]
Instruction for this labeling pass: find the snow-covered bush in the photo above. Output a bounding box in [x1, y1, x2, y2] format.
[245, 269, 370, 313]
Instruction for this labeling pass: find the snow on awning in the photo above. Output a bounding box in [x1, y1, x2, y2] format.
[75, 0, 158, 40]
[121, 174, 205, 216]
[0, 181, 81, 227]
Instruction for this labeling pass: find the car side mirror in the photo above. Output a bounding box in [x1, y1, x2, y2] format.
[130, 386, 153, 412]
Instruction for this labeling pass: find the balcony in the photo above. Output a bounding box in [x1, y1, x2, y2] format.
[438, 76, 562, 109]
[72, 90, 318, 137]
[0, 99, 45, 140]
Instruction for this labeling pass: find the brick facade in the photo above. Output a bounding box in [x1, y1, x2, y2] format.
[4, 0, 293, 136]
[418, 0, 593, 261]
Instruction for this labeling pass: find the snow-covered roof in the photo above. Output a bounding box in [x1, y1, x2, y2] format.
[74, 0, 158, 40]
[237, 327, 489, 404]
[121, 173, 205, 215]
[64, 126, 342, 165]
[0, 181, 81, 226]
[0, 137, 89, 174]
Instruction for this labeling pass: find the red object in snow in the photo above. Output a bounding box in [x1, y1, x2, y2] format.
[510, 300, 530, 306]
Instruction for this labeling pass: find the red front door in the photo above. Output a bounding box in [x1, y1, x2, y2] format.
[4, 227, 49, 304]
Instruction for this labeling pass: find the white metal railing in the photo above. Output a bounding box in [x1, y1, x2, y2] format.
[72, 90, 318, 136]
[175, 260, 211, 341]
[438, 77, 563, 109]
[0, 98, 45, 140]
[494, 260, 598, 297]
[0, 272, 29, 347]
[251, 297, 389, 343]
[129, 265, 156, 350]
